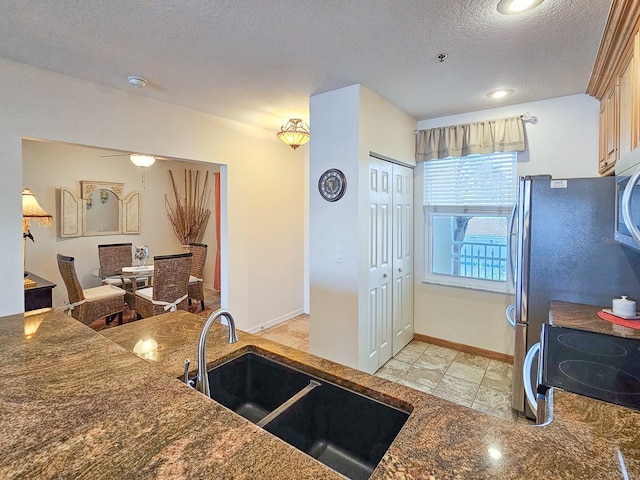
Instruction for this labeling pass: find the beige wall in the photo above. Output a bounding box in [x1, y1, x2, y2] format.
[22, 140, 219, 309]
[2, 57, 305, 333]
[309, 85, 416, 371]
[415, 94, 600, 356]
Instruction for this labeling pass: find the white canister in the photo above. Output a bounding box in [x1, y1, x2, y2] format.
[612, 296, 637, 317]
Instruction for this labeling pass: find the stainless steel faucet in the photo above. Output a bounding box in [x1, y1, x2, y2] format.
[196, 308, 239, 397]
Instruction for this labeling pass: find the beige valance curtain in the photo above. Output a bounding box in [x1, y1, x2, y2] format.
[415, 115, 525, 161]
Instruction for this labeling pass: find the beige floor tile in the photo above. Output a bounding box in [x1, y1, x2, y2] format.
[473, 385, 511, 409]
[413, 353, 452, 375]
[445, 361, 486, 384]
[425, 344, 459, 363]
[434, 374, 480, 403]
[481, 360, 513, 393]
[394, 347, 422, 366]
[273, 322, 308, 341]
[403, 340, 430, 355]
[374, 370, 402, 382]
[375, 358, 411, 379]
[403, 365, 443, 390]
[487, 359, 513, 375]
[454, 352, 491, 370]
[258, 329, 300, 347]
[287, 317, 310, 331]
[290, 338, 309, 352]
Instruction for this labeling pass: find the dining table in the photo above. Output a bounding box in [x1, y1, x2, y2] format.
[92, 265, 154, 310]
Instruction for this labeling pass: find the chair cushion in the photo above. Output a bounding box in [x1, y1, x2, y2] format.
[83, 284, 126, 301]
[188, 275, 203, 285]
[135, 287, 154, 301]
[102, 277, 132, 286]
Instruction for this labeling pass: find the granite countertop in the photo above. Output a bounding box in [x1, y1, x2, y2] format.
[550, 300, 640, 339]
[1, 309, 639, 479]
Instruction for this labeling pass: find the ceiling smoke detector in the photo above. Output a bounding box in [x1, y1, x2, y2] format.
[127, 75, 148, 88]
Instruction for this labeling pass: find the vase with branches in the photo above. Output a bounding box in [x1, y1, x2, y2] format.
[165, 169, 211, 244]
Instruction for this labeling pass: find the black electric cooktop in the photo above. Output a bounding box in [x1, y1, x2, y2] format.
[541, 324, 640, 411]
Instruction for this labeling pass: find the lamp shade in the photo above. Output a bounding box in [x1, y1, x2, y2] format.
[130, 154, 156, 167]
[22, 188, 53, 226]
[277, 118, 310, 150]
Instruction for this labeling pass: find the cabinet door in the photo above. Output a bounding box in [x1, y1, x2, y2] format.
[635, 31, 640, 150]
[619, 49, 634, 160]
[599, 84, 619, 175]
[599, 101, 607, 172]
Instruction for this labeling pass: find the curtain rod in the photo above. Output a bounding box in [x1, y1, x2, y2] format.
[414, 112, 537, 134]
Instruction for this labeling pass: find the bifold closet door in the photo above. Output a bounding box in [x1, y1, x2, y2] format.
[368, 158, 393, 368]
[392, 164, 414, 355]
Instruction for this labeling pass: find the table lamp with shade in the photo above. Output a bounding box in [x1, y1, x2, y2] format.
[22, 188, 53, 287]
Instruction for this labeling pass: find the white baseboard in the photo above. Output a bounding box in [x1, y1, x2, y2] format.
[245, 308, 305, 334]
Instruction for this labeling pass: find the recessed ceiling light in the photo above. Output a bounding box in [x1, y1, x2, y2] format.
[497, 0, 544, 14]
[127, 75, 148, 88]
[486, 88, 514, 99]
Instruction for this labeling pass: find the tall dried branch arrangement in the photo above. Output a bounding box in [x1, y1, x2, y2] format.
[165, 169, 211, 244]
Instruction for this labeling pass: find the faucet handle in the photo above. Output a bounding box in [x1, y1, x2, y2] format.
[183, 358, 191, 385]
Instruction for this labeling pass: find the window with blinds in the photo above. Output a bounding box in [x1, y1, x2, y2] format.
[424, 152, 517, 211]
[423, 152, 517, 293]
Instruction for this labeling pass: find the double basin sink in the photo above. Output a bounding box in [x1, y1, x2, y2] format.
[191, 350, 410, 480]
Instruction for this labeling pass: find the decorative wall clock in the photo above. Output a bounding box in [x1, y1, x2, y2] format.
[318, 168, 347, 202]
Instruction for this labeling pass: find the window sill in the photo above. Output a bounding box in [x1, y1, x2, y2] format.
[421, 278, 513, 296]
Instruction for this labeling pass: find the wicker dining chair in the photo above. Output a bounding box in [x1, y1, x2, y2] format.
[134, 252, 192, 319]
[57, 254, 126, 327]
[97, 243, 146, 289]
[185, 243, 207, 311]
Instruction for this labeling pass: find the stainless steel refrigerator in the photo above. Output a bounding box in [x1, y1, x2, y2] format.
[509, 175, 640, 418]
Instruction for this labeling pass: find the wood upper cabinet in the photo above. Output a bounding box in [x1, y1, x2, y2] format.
[618, 44, 635, 160]
[588, 1, 640, 175]
[599, 82, 618, 175]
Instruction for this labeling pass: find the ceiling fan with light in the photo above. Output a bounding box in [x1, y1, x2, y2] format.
[99, 152, 163, 187]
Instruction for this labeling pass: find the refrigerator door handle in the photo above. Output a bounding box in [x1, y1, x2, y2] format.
[622, 167, 640, 244]
[505, 304, 516, 328]
[515, 177, 531, 327]
[523, 342, 540, 418]
[507, 202, 518, 291]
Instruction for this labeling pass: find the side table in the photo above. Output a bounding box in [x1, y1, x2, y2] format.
[24, 272, 56, 312]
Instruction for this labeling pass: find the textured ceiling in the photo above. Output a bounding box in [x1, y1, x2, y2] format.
[0, 0, 611, 131]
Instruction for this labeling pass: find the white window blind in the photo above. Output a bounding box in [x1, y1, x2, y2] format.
[424, 152, 517, 210]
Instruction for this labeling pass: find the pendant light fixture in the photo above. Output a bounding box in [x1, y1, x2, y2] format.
[277, 118, 310, 150]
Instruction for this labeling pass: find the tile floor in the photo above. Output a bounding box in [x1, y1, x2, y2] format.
[255, 313, 532, 424]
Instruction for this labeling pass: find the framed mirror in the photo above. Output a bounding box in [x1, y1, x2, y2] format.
[60, 181, 140, 237]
